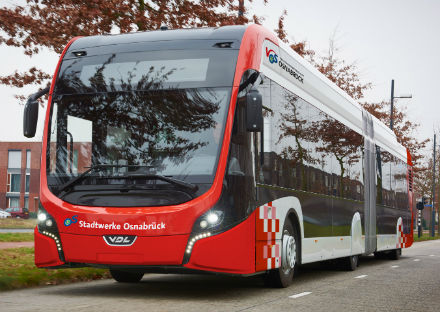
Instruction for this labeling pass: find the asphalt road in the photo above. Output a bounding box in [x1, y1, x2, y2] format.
[1, 240, 439, 312]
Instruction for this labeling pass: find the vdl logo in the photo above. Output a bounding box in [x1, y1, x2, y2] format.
[266, 47, 278, 64]
[103, 235, 137, 246]
[64, 215, 78, 226]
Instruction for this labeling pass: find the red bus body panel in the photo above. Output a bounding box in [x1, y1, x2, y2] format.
[34, 228, 64, 267]
[35, 25, 279, 274]
[185, 210, 257, 274]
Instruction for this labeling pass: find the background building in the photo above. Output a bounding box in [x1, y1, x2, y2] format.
[0, 142, 41, 212]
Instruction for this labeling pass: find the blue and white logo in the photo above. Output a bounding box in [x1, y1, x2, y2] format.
[64, 215, 78, 226]
[266, 47, 278, 64]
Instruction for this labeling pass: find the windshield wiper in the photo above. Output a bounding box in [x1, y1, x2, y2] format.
[122, 173, 198, 193]
[56, 164, 198, 198]
[56, 164, 153, 197]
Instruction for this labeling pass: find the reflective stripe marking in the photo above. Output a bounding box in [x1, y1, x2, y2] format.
[289, 292, 312, 299]
[354, 275, 368, 279]
[391, 265, 399, 268]
[256, 203, 281, 271]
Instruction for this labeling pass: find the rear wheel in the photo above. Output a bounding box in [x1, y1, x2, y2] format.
[388, 248, 401, 260]
[342, 255, 359, 271]
[110, 269, 144, 283]
[374, 251, 385, 259]
[264, 219, 298, 288]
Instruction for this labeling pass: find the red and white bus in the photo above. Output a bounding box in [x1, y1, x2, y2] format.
[24, 24, 413, 287]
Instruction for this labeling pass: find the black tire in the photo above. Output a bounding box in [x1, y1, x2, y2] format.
[374, 252, 385, 259]
[110, 269, 144, 283]
[388, 248, 401, 260]
[264, 219, 298, 288]
[342, 255, 359, 271]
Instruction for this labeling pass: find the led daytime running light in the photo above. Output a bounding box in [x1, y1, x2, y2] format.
[42, 231, 62, 252]
[185, 232, 211, 254]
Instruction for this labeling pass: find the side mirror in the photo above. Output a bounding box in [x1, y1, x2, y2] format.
[23, 99, 39, 138]
[246, 89, 263, 132]
[23, 87, 49, 138]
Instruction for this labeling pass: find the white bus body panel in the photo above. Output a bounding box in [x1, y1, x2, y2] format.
[257, 38, 408, 265]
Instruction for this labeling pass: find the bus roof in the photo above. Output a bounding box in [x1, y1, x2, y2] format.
[68, 25, 247, 51]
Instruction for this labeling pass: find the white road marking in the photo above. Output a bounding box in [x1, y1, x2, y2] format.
[391, 265, 399, 268]
[289, 292, 312, 299]
[414, 259, 420, 262]
[429, 255, 435, 257]
[354, 275, 368, 279]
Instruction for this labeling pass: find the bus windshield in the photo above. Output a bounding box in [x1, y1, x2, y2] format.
[46, 49, 236, 206]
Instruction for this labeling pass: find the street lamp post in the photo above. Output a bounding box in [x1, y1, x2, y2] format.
[390, 79, 412, 130]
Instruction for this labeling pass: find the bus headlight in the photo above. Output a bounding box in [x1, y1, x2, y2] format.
[183, 210, 226, 263]
[37, 212, 47, 222]
[207, 212, 220, 224]
[195, 210, 224, 232]
[45, 219, 53, 227]
[37, 206, 57, 232]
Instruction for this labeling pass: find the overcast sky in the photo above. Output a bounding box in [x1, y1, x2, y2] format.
[1, 0, 438, 156]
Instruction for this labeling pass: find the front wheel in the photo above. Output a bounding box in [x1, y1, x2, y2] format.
[110, 269, 144, 283]
[264, 218, 298, 288]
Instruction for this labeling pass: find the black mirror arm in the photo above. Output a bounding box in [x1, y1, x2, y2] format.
[238, 72, 265, 93]
[28, 87, 50, 102]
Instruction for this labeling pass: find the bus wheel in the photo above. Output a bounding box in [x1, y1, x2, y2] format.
[342, 255, 359, 271]
[264, 219, 298, 288]
[388, 248, 401, 260]
[374, 252, 385, 259]
[110, 269, 144, 283]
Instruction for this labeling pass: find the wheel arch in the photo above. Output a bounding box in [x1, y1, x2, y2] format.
[286, 209, 302, 265]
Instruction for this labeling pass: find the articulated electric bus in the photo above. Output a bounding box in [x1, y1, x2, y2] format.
[24, 24, 413, 287]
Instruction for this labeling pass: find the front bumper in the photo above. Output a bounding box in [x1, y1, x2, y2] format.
[35, 211, 256, 274]
[61, 233, 189, 265]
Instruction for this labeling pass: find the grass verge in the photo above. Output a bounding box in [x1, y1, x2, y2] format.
[413, 233, 440, 242]
[0, 248, 110, 291]
[0, 233, 34, 242]
[0, 218, 37, 229]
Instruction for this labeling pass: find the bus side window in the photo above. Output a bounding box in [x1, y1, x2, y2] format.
[375, 145, 383, 205]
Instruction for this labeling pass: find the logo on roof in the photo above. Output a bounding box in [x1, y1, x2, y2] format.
[266, 47, 278, 64]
